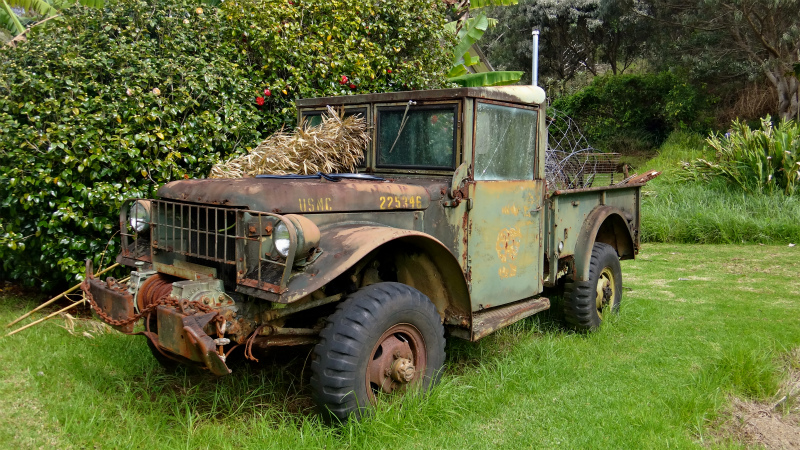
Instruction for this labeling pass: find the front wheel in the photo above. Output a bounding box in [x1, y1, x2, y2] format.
[563, 242, 622, 331]
[310, 282, 446, 423]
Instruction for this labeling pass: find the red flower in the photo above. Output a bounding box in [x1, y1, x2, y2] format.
[256, 96, 265, 106]
[387, 69, 392, 74]
[340, 75, 348, 85]
[349, 84, 356, 89]
[264, 89, 271, 97]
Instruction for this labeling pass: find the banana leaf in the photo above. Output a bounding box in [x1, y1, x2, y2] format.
[470, 0, 519, 9]
[448, 71, 523, 87]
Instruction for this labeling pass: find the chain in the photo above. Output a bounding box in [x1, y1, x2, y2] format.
[80, 280, 224, 328]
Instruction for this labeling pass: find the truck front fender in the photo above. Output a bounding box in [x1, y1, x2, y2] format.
[572, 206, 636, 282]
[279, 225, 471, 319]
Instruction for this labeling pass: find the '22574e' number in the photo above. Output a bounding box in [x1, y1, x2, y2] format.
[379, 195, 422, 210]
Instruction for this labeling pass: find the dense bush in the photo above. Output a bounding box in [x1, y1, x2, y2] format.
[682, 117, 800, 195]
[0, 0, 452, 290]
[551, 72, 713, 152]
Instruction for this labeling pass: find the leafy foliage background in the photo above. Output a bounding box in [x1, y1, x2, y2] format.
[550, 72, 714, 152]
[0, 0, 452, 290]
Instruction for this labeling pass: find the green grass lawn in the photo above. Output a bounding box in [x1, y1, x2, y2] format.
[1, 243, 798, 449]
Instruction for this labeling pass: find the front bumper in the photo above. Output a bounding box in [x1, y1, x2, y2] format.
[84, 276, 136, 334]
[81, 264, 231, 376]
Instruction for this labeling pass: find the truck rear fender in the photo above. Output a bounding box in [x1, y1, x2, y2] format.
[572, 206, 635, 282]
[284, 225, 471, 321]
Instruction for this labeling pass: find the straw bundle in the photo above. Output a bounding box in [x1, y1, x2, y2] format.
[210, 106, 370, 178]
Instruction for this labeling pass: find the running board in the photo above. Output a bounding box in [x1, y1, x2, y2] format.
[469, 296, 550, 341]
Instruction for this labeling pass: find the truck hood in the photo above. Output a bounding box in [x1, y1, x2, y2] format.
[157, 177, 436, 213]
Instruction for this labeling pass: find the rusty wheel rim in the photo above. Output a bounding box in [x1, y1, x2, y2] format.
[595, 267, 616, 320]
[366, 323, 427, 402]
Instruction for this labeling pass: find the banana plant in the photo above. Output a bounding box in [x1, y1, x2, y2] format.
[0, 0, 101, 37]
[446, 0, 523, 87]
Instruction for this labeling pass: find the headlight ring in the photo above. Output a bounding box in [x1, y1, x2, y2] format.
[129, 200, 151, 233]
[272, 215, 321, 261]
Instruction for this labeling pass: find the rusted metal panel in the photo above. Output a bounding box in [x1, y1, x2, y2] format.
[157, 306, 201, 361]
[156, 306, 231, 376]
[153, 260, 216, 280]
[544, 184, 641, 283]
[262, 225, 469, 312]
[157, 178, 431, 214]
[467, 180, 545, 311]
[470, 296, 550, 341]
[86, 277, 135, 334]
[550, 182, 647, 197]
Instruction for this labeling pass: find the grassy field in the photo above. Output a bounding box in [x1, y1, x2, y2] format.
[1, 243, 799, 449]
[639, 132, 800, 244]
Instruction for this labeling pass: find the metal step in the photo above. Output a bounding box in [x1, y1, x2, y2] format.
[470, 296, 550, 341]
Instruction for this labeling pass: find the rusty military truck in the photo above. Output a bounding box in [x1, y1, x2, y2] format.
[82, 86, 652, 422]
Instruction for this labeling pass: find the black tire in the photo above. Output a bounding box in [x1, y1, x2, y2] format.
[310, 282, 446, 423]
[146, 339, 181, 371]
[563, 242, 622, 332]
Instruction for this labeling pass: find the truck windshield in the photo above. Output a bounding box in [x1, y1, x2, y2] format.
[376, 104, 457, 169]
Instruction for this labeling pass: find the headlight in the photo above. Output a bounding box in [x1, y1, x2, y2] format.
[272, 215, 321, 261]
[273, 221, 291, 258]
[129, 200, 151, 233]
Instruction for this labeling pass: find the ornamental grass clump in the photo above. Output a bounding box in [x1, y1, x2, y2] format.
[209, 107, 370, 178]
[682, 117, 800, 195]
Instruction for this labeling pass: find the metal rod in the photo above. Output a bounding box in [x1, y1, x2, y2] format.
[5, 297, 85, 337]
[260, 326, 321, 336]
[4, 263, 120, 328]
[532, 30, 539, 86]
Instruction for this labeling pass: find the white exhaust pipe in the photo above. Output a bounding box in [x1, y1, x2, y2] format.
[532, 30, 539, 86]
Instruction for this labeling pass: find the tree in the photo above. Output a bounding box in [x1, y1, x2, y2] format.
[641, 0, 800, 120]
[481, 0, 649, 91]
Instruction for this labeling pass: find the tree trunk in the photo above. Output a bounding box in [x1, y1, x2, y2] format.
[765, 68, 799, 121]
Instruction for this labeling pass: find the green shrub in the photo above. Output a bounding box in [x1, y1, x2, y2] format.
[683, 117, 800, 195]
[640, 131, 800, 244]
[0, 0, 452, 290]
[551, 72, 713, 152]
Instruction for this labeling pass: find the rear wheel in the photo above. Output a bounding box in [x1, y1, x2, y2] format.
[310, 282, 446, 423]
[563, 242, 622, 331]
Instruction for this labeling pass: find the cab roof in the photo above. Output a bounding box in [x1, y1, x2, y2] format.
[295, 86, 547, 108]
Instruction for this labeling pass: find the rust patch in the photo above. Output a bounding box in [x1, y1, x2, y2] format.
[470, 297, 550, 341]
[85, 277, 135, 333]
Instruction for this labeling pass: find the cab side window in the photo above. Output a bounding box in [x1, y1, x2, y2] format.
[474, 102, 538, 181]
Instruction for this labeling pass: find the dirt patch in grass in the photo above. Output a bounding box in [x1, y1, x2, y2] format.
[712, 351, 800, 449]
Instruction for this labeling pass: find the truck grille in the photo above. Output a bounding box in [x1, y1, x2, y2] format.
[120, 199, 295, 299]
[151, 201, 238, 264]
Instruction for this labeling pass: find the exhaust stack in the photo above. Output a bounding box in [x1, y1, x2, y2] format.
[532, 30, 539, 86]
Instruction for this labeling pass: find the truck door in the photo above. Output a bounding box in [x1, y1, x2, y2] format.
[467, 101, 545, 310]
